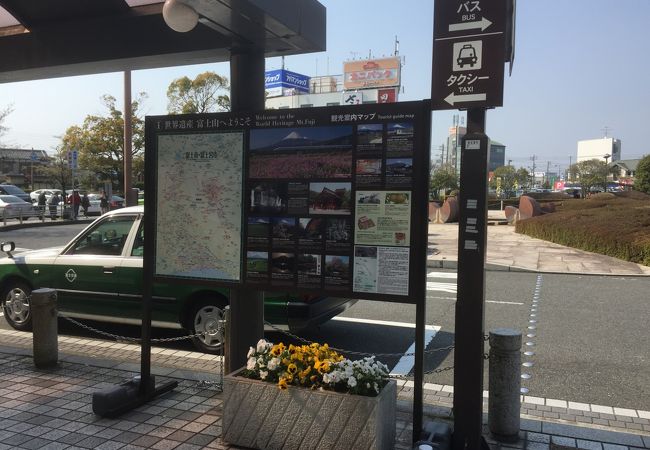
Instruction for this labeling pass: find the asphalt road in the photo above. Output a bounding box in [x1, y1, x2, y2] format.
[2, 224, 649, 411]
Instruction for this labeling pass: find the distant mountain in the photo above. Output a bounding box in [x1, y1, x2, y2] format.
[253, 128, 353, 152]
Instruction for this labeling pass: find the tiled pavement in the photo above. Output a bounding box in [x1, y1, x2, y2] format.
[1, 332, 649, 450]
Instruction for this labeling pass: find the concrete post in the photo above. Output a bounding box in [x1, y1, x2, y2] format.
[488, 328, 522, 442]
[31, 288, 58, 368]
[223, 306, 232, 375]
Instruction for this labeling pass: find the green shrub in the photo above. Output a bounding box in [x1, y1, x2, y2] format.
[515, 193, 650, 266]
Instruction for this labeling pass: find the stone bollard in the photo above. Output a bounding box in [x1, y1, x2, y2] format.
[223, 305, 231, 375]
[488, 328, 522, 442]
[31, 288, 58, 368]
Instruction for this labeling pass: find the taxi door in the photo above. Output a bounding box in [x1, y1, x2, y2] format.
[50, 214, 139, 321]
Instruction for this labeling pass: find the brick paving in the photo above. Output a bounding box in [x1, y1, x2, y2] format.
[1, 341, 649, 450]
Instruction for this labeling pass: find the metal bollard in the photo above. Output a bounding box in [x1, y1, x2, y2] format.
[31, 288, 58, 368]
[488, 328, 521, 442]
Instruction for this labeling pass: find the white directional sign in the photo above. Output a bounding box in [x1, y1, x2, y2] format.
[431, 0, 510, 110]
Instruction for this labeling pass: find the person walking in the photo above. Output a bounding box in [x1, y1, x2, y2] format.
[48, 192, 60, 220]
[68, 189, 81, 220]
[81, 193, 90, 217]
[37, 191, 47, 217]
[100, 190, 109, 215]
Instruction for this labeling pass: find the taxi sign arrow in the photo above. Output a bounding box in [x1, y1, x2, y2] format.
[448, 17, 493, 33]
[444, 92, 487, 106]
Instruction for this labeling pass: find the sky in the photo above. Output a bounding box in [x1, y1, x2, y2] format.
[0, 0, 649, 175]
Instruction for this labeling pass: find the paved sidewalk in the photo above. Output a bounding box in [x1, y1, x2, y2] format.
[1, 333, 649, 450]
[427, 214, 650, 276]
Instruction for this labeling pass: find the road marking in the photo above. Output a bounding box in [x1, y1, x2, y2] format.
[427, 271, 457, 279]
[390, 327, 441, 376]
[488, 300, 524, 305]
[332, 316, 438, 331]
[427, 281, 457, 293]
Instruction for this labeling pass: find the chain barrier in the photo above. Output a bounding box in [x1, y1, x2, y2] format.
[57, 312, 222, 344]
[264, 321, 455, 358]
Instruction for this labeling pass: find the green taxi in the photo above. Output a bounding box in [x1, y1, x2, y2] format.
[0, 206, 355, 353]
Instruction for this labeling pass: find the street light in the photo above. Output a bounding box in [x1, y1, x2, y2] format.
[162, 0, 199, 32]
[603, 153, 611, 164]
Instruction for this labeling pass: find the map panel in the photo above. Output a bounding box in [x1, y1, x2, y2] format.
[155, 132, 244, 281]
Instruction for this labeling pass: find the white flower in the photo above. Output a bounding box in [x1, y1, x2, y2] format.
[247, 347, 255, 358]
[347, 376, 357, 388]
[257, 357, 266, 367]
[260, 370, 268, 380]
[267, 357, 280, 371]
[256, 339, 269, 353]
[246, 357, 256, 370]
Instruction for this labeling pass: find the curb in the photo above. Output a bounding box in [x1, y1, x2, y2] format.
[0, 218, 93, 232]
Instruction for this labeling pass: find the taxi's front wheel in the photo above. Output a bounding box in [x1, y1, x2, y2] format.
[1, 281, 33, 331]
[190, 300, 226, 354]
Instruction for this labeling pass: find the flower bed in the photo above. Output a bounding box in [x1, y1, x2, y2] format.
[222, 340, 396, 450]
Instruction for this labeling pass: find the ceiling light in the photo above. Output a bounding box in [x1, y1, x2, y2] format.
[162, 0, 198, 33]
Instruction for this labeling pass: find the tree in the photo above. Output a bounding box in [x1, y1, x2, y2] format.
[430, 163, 459, 199]
[59, 94, 147, 193]
[167, 72, 230, 114]
[634, 154, 650, 194]
[40, 148, 74, 194]
[489, 165, 530, 197]
[571, 159, 609, 197]
[0, 104, 13, 144]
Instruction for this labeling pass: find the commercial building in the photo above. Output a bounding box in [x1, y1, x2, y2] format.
[576, 137, 621, 163]
[444, 126, 506, 172]
[265, 56, 401, 109]
[0, 148, 49, 188]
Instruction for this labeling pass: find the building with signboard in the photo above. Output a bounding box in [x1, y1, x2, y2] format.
[577, 137, 621, 163]
[265, 56, 401, 109]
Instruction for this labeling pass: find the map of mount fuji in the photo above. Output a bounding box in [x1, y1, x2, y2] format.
[156, 132, 244, 281]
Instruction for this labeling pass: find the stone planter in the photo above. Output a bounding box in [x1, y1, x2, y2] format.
[222, 368, 396, 450]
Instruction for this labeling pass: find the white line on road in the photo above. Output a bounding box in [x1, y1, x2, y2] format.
[427, 281, 457, 293]
[427, 271, 457, 279]
[332, 316, 438, 330]
[488, 300, 524, 305]
[390, 327, 440, 376]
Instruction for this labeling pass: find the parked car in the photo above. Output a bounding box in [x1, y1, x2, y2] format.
[110, 195, 125, 209]
[0, 184, 30, 203]
[29, 188, 62, 204]
[0, 206, 356, 353]
[84, 194, 103, 216]
[0, 195, 38, 219]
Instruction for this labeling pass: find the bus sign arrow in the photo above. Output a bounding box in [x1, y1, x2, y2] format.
[448, 17, 493, 33]
[444, 92, 487, 106]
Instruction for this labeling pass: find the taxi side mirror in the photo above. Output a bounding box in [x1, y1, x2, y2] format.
[1, 241, 16, 258]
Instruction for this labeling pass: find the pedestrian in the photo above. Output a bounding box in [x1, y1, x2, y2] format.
[37, 191, 47, 216]
[100, 190, 109, 215]
[81, 193, 90, 217]
[48, 192, 60, 220]
[68, 189, 81, 220]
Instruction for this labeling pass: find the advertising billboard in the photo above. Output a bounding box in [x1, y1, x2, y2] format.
[145, 101, 430, 304]
[343, 57, 401, 90]
[264, 69, 310, 97]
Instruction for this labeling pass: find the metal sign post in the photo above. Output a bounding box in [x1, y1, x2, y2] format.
[452, 109, 490, 449]
[430, 1, 516, 447]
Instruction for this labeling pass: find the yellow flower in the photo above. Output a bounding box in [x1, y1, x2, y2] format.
[299, 367, 311, 378]
[310, 375, 318, 382]
[285, 373, 294, 382]
[271, 343, 285, 356]
[287, 363, 298, 375]
[278, 378, 288, 390]
[318, 361, 330, 374]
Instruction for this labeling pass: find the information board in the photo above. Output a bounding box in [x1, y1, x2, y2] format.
[145, 101, 430, 303]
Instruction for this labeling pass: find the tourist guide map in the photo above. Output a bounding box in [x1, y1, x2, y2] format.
[148, 101, 428, 302]
[155, 132, 243, 281]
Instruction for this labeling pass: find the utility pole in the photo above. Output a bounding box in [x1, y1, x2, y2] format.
[568, 156, 572, 182]
[531, 155, 536, 188]
[546, 160, 550, 187]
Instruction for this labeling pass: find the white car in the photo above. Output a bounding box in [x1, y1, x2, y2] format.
[0, 195, 38, 219]
[30, 188, 62, 204]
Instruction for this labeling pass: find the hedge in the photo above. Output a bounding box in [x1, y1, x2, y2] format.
[514, 191, 650, 266]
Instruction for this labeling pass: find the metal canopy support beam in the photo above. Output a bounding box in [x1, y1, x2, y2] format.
[452, 108, 489, 449]
[0, 0, 326, 84]
[226, 47, 265, 373]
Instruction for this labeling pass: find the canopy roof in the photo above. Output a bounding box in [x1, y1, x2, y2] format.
[0, 0, 325, 83]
